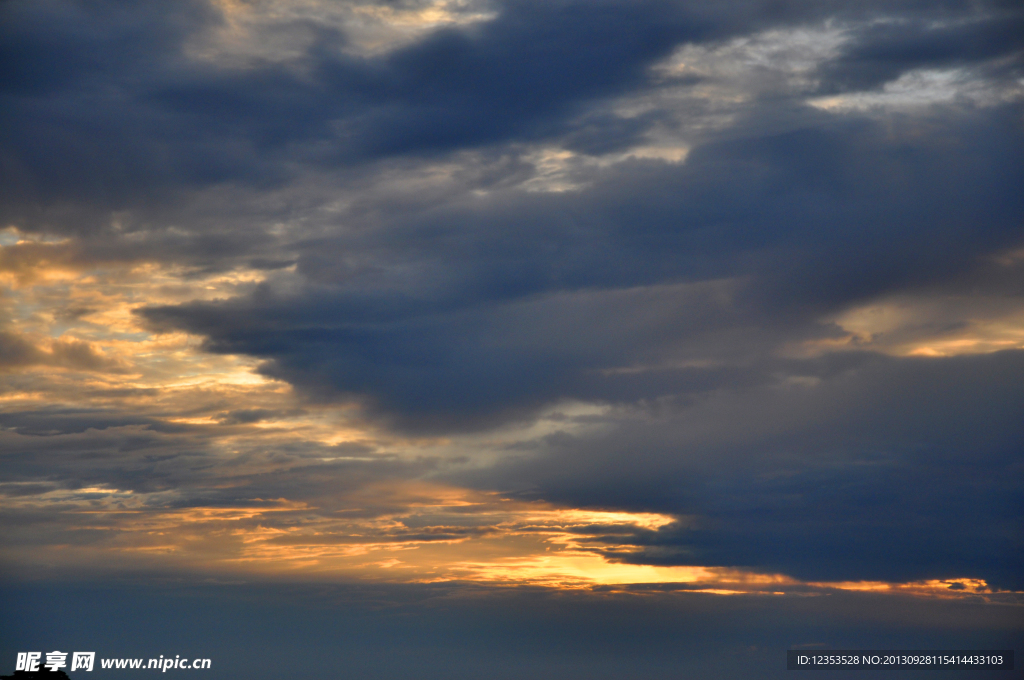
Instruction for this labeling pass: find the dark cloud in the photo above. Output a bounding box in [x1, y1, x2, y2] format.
[315, 0, 707, 158]
[815, 11, 1024, 94]
[0, 331, 42, 369]
[0, 0, 221, 222]
[0, 331, 125, 372]
[559, 111, 668, 156]
[458, 350, 1024, 589]
[0, 409, 190, 436]
[0, 0, 708, 228]
[0, 219, 280, 275]
[139, 106, 1024, 429]
[215, 408, 306, 425]
[0, 405, 441, 533]
[4, 0, 1018, 234]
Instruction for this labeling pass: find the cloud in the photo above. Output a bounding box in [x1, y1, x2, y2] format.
[456, 349, 1024, 589]
[0, 330, 126, 373]
[814, 11, 1024, 94]
[0, 0, 711, 229]
[1, 0, 1022, 602]
[5, 0, 1017, 230]
[137, 104, 1024, 429]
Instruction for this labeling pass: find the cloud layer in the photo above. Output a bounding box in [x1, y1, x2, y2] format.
[1, 0, 1023, 598]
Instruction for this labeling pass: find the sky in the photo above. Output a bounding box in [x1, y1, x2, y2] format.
[1, 0, 1022, 677]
